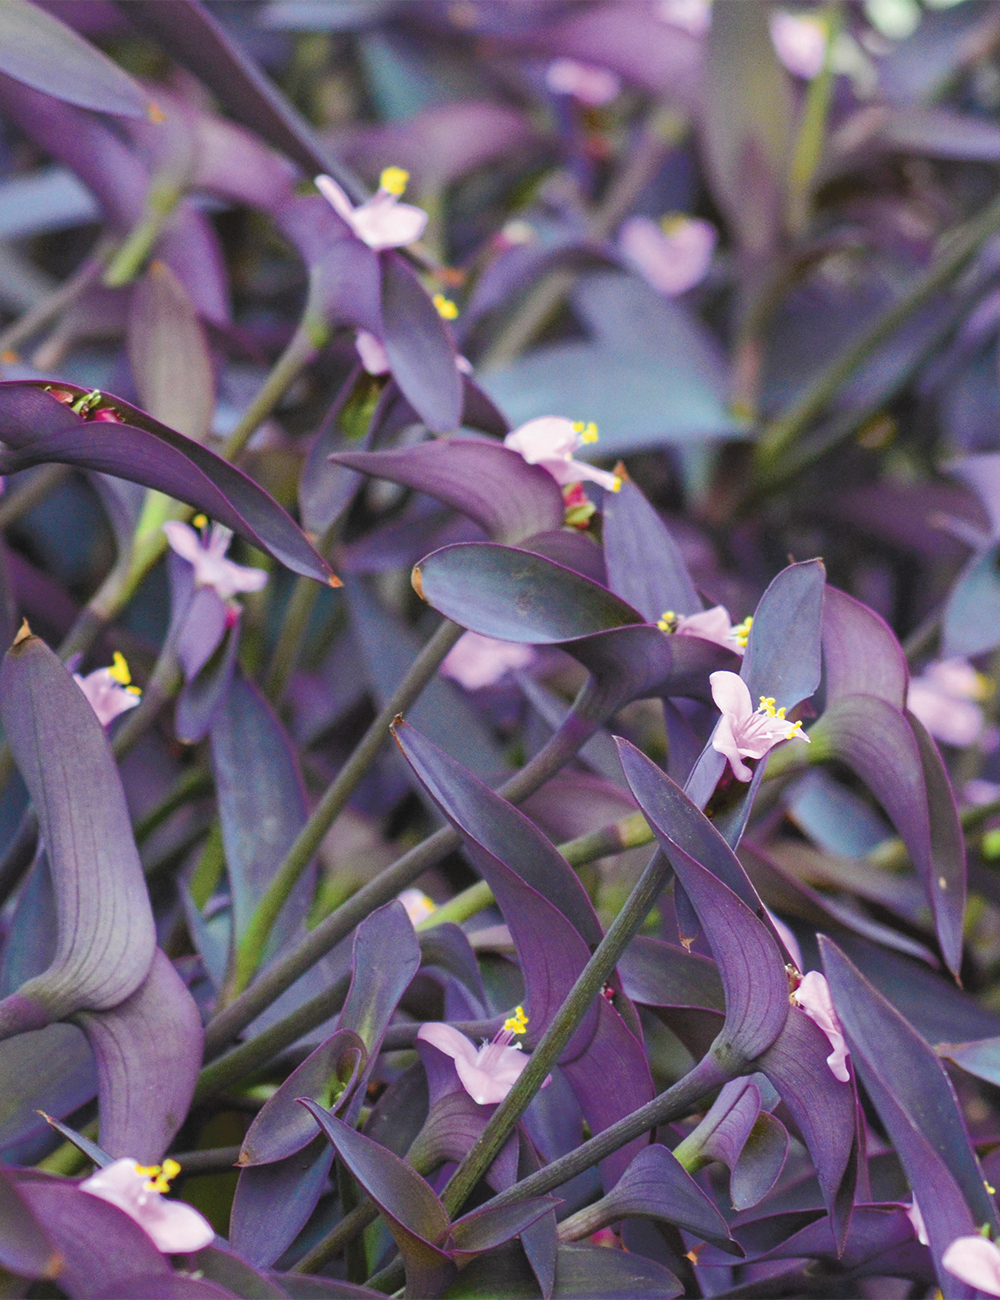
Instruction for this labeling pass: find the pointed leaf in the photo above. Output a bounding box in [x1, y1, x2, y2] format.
[731, 1114, 789, 1212]
[617, 936, 725, 1013]
[757, 1006, 858, 1250]
[330, 438, 565, 545]
[602, 479, 701, 621]
[821, 935, 998, 1277]
[809, 696, 962, 976]
[408, 1089, 519, 1191]
[239, 1029, 365, 1166]
[381, 252, 463, 434]
[301, 1103, 456, 1297]
[75, 949, 203, 1163]
[0, 0, 151, 117]
[0, 1022, 96, 1152]
[128, 261, 215, 443]
[0, 382, 332, 584]
[448, 1197, 562, 1260]
[822, 586, 908, 708]
[175, 615, 240, 745]
[211, 669, 312, 950]
[446, 1240, 682, 1298]
[0, 633, 155, 1037]
[230, 1138, 333, 1271]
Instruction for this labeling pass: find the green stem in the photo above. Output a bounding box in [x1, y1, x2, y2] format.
[0, 240, 116, 355]
[479, 105, 687, 373]
[133, 767, 213, 845]
[224, 320, 325, 461]
[264, 573, 322, 703]
[223, 617, 465, 1001]
[439, 844, 675, 1217]
[754, 190, 1000, 471]
[204, 708, 601, 1058]
[103, 183, 183, 288]
[785, 4, 843, 237]
[292, 1202, 379, 1276]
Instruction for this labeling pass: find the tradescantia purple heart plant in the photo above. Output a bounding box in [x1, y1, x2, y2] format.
[7, 4, 1000, 1299]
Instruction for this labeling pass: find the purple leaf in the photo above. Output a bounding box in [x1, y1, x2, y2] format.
[521, 530, 607, 585]
[192, 1244, 287, 1300]
[380, 252, 463, 434]
[127, 261, 215, 443]
[730, 1112, 788, 1213]
[756, 1006, 858, 1250]
[617, 936, 725, 1014]
[821, 586, 908, 708]
[75, 950, 204, 1163]
[740, 559, 825, 716]
[0, 1164, 59, 1280]
[0, 1022, 96, 1153]
[12, 1172, 171, 1299]
[274, 195, 381, 335]
[210, 669, 311, 952]
[92, 1276, 236, 1299]
[175, 615, 240, 745]
[408, 1087, 519, 1190]
[230, 1139, 333, 1272]
[602, 478, 701, 621]
[446, 1196, 562, 1262]
[809, 696, 963, 976]
[175, 586, 229, 682]
[0, 382, 332, 585]
[684, 1077, 781, 1208]
[0, 632, 155, 1038]
[0, 0, 151, 117]
[821, 936, 997, 1285]
[451, 1239, 683, 1298]
[299, 1103, 456, 1298]
[239, 1029, 365, 1166]
[942, 540, 1000, 658]
[330, 438, 565, 546]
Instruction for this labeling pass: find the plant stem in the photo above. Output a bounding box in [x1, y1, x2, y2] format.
[754, 190, 1000, 472]
[223, 320, 324, 461]
[0, 239, 116, 355]
[103, 182, 183, 288]
[439, 846, 674, 1218]
[292, 1202, 379, 1276]
[223, 617, 465, 1002]
[264, 572, 322, 703]
[479, 105, 687, 373]
[785, 3, 842, 238]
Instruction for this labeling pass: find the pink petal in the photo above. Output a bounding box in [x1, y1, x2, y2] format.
[417, 1022, 480, 1070]
[314, 174, 356, 224]
[711, 715, 753, 782]
[770, 11, 827, 79]
[504, 417, 579, 464]
[74, 670, 141, 728]
[709, 670, 753, 724]
[545, 57, 620, 106]
[351, 200, 427, 251]
[943, 1236, 1000, 1296]
[80, 1160, 214, 1254]
[563, 459, 620, 493]
[619, 216, 716, 297]
[162, 520, 203, 566]
[356, 331, 390, 375]
[441, 632, 535, 690]
[794, 971, 850, 1083]
[454, 1051, 529, 1105]
[675, 606, 736, 650]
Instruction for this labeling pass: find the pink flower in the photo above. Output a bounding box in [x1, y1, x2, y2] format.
[657, 0, 711, 37]
[398, 888, 436, 926]
[441, 631, 535, 690]
[163, 521, 268, 604]
[74, 652, 142, 727]
[906, 1198, 928, 1246]
[504, 417, 621, 493]
[619, 216, 716, 298]
[710, 670, 810, 782]
[315, 166, 427, 252]
[943, 1235, 1000, 1296]
[417, 1010, 549, 1106]
[766, 908, 803, 971]
[769, 11, 829, 79]
[545, 58, 621, 106]
[80, 1158, 214, 1254]
[792, 971, 850, 1083]
[659, 605, 750, 656]
[907, 658, 988, 748]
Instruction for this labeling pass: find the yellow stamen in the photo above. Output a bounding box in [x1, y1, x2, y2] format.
[108, 651, 132, 687]
[192, 514, 208, 529]
[733, 616, 753, 648]
[432, 293, 459, 320]
[572, 420, 599, 444]
[504, 1005, 529, 1034]
[379, 166, 409, 196]
[135, 1158, 181, 1194]
[657, 610, 677, 633]
[759, 696, 777, 717]
[660, 213, 689, 237]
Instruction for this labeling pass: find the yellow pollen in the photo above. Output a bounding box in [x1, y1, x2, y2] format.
[504, 1005, 529, 1034]
[610, 475, 622, 492]
[572, 420, 599, 444]
[759, 696, 777, 717]
[788, 720, 803, 736]
[192, 514, 208, 529]
[109, 652, 132, 686]
[135, 1158, 180, 1194]
[988, 1181, 996, 1195]
[660, 213, 689, 237]
[733, 616, 753, 647]
[379, 166, 409, 196]
[657, 610, 677, 633]
[432, 293, 459, 320]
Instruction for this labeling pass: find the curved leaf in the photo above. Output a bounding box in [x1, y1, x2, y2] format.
[0, 0, 151, 117]
[330, 439, 565, 546]
[413, 543, 643, 641]
[0, 633, 155, 1037]
[602, 479, 701, 621]
[381, 252, 463, 434]
[822, 586, 908, 708]
[617, 936, 725, 1014]
[0, 382, 332, 584]
[0, 1165, 59, 1281]
[75, 950, 204, 1163]
[0, 1022, 96, 1152]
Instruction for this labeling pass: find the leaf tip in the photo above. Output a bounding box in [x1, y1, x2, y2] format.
[328, 572, 343, 589]
[411, 565, 424, 600]
[12, 618, 32, 650]
[148, 100, 166, 125]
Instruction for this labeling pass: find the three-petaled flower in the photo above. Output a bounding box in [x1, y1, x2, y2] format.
[710, 670, 809, 781]
[619, 215, 716, 298]
[441, 631, 535, 690]
[791, 970, 850, 1083]
[657, 606, 751, 655]
[504, 417, 621, 493]
[316, 166, 428, 251]
[80, 1158, 214, 1254]
[163, 520, 268, 604]
[417, 1006, 549, 1106]
[907, 657, 990, 749]
[74, 651, 142, 728]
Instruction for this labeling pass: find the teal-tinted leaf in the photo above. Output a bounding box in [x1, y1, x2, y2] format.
[942, 540, 1000, 658]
